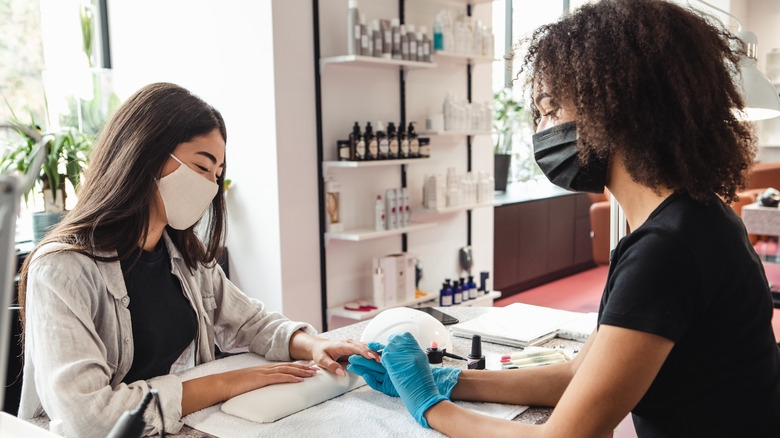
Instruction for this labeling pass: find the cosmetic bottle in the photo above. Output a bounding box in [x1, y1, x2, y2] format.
[387, 122, 399, 160]
[391, 18, 402, 59]
[372, 19, 382, 57]
[375, 195, 385, 231]
[376, 121, 388, 160]
[408, 122, 420, 157]
[467, 335, 486, 370]
[364, 122, 377, 160]
[398, 123, 410, 158]
[399, 187, 409, 228]
[419, 26, 430, 62]
[407, 24, 417, 62]
[385, 188, 397, 229]
[400, 25, 409, 60]
[433, 14, 443, 51]
[359, 14, 368, 56]
[418, 138, 430, 159]
[426, 341, 444, 366]
[459, 277, 469, 302]
[439, 281, 453, 307]
[479, 271, 490, 295]
[373, 266, 386, 308]
[338, 140, 350, 161]
[467, 275, 478, 300]
[347, 0, 360, 55]
[381, 19, 392, 59]
[452, 278, 462, 305]
[416, 30, 424, 61]
[348, 122, 362, 161]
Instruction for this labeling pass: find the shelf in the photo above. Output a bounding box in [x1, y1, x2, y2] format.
[412, 201, 499, 214]
[327, 291, 441, 321]
[759, 144, 780, 148]
[433, 51, 498, 65]
[327, 290, 502, 322]
[320, 55, 437, 71]
[325, 222, 438, 243]
[426, 0, 496, 6]
[323, 157, 432, 172]
[418, 130, 493, 137]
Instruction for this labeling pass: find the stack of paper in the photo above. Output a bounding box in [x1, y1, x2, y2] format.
[451, 303, 590, 347]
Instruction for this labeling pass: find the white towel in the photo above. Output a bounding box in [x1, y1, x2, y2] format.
[177, 354, 528, 438]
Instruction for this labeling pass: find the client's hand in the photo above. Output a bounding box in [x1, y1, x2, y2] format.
[309, 338, 381, 377]
[348, 342, 461, 399]
[381, 332, 448, 428]
[220, 363, 317, 400]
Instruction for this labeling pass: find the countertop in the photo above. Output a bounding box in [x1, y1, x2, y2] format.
[29, 306, 582, 437]
[493, 179, 577, 206]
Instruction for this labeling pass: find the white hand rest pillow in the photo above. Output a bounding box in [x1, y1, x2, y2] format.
[220, 369, 366, 423]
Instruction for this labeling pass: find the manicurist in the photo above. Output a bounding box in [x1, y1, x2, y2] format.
[348, 1, 780, 436]
[17, 83, 378, 438]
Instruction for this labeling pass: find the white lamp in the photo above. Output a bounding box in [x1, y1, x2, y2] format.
[734, 30, 780, 121]
[693, 0, 780, 121]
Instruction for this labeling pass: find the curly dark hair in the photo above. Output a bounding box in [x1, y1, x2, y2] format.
[520, 0, 756, 203]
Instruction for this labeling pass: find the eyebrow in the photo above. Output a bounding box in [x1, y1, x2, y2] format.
[196, 151, 225, 168]
[535, 92, 551, 106]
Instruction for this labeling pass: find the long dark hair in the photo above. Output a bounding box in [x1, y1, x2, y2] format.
[19, 82, 228, 326]
[520, 0, 755, 203]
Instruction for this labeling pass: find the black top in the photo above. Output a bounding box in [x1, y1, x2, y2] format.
[121, 242, 198, 383]
[599, 193, 780, 437]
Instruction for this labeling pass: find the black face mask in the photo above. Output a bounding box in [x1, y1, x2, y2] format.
[532, 121, 607, 194]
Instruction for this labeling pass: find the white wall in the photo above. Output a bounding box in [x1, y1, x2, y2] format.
[107, 0, 287, 313]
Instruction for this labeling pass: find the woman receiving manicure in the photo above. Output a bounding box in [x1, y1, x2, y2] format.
[17, 83, 378, 438]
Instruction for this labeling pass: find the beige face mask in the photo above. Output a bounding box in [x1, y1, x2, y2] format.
[156, 154, 218, 230]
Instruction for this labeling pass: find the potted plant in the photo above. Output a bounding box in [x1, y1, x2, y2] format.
[1, 107, 94, 242]
[493, 89, 523, 192]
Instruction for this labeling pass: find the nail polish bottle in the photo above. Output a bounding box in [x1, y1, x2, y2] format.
[467, 335, 486, 370]
[426, 341, 444, 366]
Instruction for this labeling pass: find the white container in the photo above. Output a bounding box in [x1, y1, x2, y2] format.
[385, 188, 397, 229]
[347, 0, 360, 56]
[374, 195, 385, 231]
[325, 178, 343, 232]
[400, 187, 410, 228]
[372, 266, 385, 308]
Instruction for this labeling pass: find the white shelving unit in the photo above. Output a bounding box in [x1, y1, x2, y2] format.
[412, 201, 499, 214]
[433, 51, 498, 65]
[418, 130, 493, 137]
[327, 290, 502, 322]
[314, 0, 496, 329]
[325, 222, 438, 244]
[320, 55, 436, 71]
[323, 157, 432, 172]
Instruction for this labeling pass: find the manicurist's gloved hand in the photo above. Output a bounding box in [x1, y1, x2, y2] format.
[347, 342, 461, 399]
[381, 332, 448, 428]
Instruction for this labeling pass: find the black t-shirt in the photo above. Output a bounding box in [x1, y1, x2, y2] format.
[599, 193, 780, 437]
[120, 243, 198, 383]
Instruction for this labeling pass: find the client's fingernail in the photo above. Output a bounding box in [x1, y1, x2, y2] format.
[336, 368, 346, 377]
[296, 377, 304, 382]
[307, 370, 317, 375]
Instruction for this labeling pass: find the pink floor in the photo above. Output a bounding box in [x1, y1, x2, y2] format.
[495, 263, 780, 438]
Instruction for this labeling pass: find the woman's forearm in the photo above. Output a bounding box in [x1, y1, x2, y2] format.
[182, 373, 229, 415]
[450, 361, 574, 407]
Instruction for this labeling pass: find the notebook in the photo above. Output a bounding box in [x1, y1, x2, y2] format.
[451, 303, 594, 347]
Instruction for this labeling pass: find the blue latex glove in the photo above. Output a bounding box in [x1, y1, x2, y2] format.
[381, 332, 448, 428]
[347, 342, 461, 399]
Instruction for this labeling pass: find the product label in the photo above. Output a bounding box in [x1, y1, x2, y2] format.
[379, 139, 389, 155]
[419, 143, 429, 157]
[388, 139, 398, 155]
[385, 31, 391, 43]
[410, 41, 417, 57]
[394, 33, 400, 44]
[355, 25, 361, 38]
[356, 139, 366, 159]
[453, 290, 462, 305]
[361, 35, 368, 50]
[441, 293, 452, 307]
[402, 42, 409, 56]
[409, 139, 419, 154]
[339, 145, 350, 160]
[368, 139, 378, 157]
[398, 139, 408, 156]
[469, 286, 477, 299]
